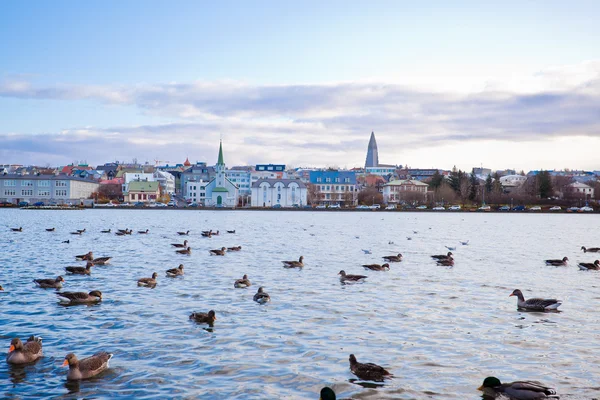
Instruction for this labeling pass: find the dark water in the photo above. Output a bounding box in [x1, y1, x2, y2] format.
[0, 209, 599, 399]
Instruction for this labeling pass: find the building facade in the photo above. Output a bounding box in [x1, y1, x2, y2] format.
[180, 162, 215, 197]
[309, 170, 357, 206]
[0, 174, 99, 204]
[185, 180, 208, 204]
[226, 167, 253, 196]
[204, 141, 238, 207]
[251, 179, 307, 207]
[382, 179, 429, 204]
[124, 181, 160, 203]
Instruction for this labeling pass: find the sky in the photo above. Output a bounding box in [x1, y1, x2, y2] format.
[1, 1, 599, 171]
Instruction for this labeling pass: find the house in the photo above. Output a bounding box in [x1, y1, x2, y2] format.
[203, 141, 238, 207]
[154, 170, 176, 195]
[0, 174, 99, 205]
[185, 180, 208, 204]
[499, 175, 527, 193]
[251, 179, 307, 207]
[382, 179, 429, 204]
[309, 170, 357, 207]
[122, 172, 154, 193]
[563, 182, 595, 200]
[180, 162, 215, 197]
[124, 181, 160, 203]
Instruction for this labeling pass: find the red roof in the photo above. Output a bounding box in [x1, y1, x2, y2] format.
[100, 178, 124, 185]
[184, 157, 191, 167]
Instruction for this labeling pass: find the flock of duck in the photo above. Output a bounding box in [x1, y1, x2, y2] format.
[4, 224, 599, 399]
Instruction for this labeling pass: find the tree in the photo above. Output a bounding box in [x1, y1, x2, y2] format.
[429, 170, 443, 190]
[342, 190, 354, 206]
[357, 187, 383, 205]
[306, 183, 321, 205]
[94, 184, 122, 201]
[468, 172, 479, 201]
[537, 170, 553, 198]
[485, 174, 493, 193]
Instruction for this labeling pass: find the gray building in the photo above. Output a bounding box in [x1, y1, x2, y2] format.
[0, 174, 100, 205]
[180, 163, 215, 197]
[365, 131, 379, 168]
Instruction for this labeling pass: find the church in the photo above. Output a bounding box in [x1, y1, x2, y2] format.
[204, 141, 239, 207]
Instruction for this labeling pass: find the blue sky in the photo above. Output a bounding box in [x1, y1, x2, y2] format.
[1, 1, 599, 169]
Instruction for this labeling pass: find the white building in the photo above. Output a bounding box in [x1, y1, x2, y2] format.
[154, 170, 175, 194]
[382, 179, 428, 204]
[122, 172, 154, 193]
[251, 179, 307, 207]
[564, 182, 595, 199]
[499, 174, 527, 192]
[204, 141, 238, 207]
[185, 180, 208, 204]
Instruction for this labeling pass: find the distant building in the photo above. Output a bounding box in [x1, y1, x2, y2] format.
[124, 181, 160, 203]
[472, 167, 492, 177]
[365, 131, 379, 168]
[499, 175, 527, 193]
[203, 141, 238, 207]
[382, 179, 428, 204]
[185, 180, 208, 204]
[309, 170, 357, 207]
[180, 162, 215, 197]
[251, 179, 307, 207]
[365, 165, 397, 176]
[0, 174, 99, 205]
[227, 166, 253, 196]
[563, 182, 595, 200]
[153, 170, 176, 195]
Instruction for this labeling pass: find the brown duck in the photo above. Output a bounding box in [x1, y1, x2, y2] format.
[362, 263, 390, 271]
[382, 253, 403, 262]
[545, 257, 568, 266]
[6, 336, 43, 365]
[177, 230, 190, 236]
[137, 272, 158, 287]
[431, 251, 453, 260]
[189, 310, 217, 326]
[65, 262, 93, 275]
[57, 290, 102, 305]
[34, 276, 65, 289]
[581, 246, 600, 253]
[253, 287, 271, 304]
[234, 274, 251, 288]
[209, 247, 226, 256]
[437, 258, 454, 266]
[166, 264, 184, 277]
[176, 247, 192, 255]
[171, 240, 188, 248]
[75, 251, 93, 261]
[339, 270, 367, 283]
[349, 354, 393, 382]
[201, 230, 213, 237]
[227, 246, 242, 251]
[63, 351, 113, 380]
[282, 256, 304, 268]
[46, 228, 55, 232]
[92, 257, 112, 265]
[579, 260, 600, 270]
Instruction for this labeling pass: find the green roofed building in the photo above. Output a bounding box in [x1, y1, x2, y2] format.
[124, 181, 160, 203]
[204, 140, 239, 207]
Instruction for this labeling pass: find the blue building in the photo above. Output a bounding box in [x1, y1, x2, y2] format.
[309, 170, 357, 206]
[256, 164, 285, 173]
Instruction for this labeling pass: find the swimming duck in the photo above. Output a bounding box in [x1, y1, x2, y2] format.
[101, 229, 111, 233]
[581, 246, 600, 253]
[6, 336, 43, 365]
[63, 351, 113, 380]
[11, 227, 22, 232]
[117, 229, 129, 234]
[282, 256, 304, 268]
[34, 276, 65, 289]
[92, 257, 112, 265]
[176, 247, 192, 255]
[349, 354, 392, 382]
[115, 231, 126, 236]
[189, 310, 217, 326]
[75, 251, 93, 261]
[234, 274, 251, 288]
[478, 376, 558, 399]
[65, 262, 93, 275]
[70, 231, 83, 235]
[57, 290, 102, 304]
[436, 258, 454, 266]
[227, 230, 236, 234]
[62, 240, 70, 244]
[77, 229, 86, 233]
[509, 289, 561, 311]
[46, 228, 55, 232]
[431, 252, 453, 260]
[382, 253, 402, 262]
[227, 246, 242, 251]
[177, 230, 190, 236]
[137, 272, 158, 287]
[209, 247, 227, 256]
[362, 263, 390, 271]
[166, 264, 184, 277]
[171, 240, 188, 248]
[578, 260, 600, 270]
[138, 229, 149, 234]
[320, 387, 336, 400]
[201, 230, 213, 237]
[0, 285, 4, 291]
[338, 270, 367, 283]
[253, 287, 271, 304]
[545, 257, 568, 266]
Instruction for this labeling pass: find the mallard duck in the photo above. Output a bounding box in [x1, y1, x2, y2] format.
[209, 247, 227, 256]
[509, 289, 561, 311]
[478, 376, 558, 399]
[166, 264, 184, 277]
[46, 228, 55, 232]
[6, 336, 43, 365]
[362, 263, 390, 271]
[338, 270, 367, 283]
[253, 287, 270, 304]
[234, 274, 251, 288]
[320, 387, 336, 400]
[431, 252, 453, 260]
[382, 253, 402, 262]
[65, 262, 93, 275]
[189, 310, 216, 326]
[227, 230, 236, 234]
[227, 246, 242, 251]
[11, 227, 22, 232]
[349, 354, 392, 382]
[138, 229, 149, 234]
[34, 276, 65, 289]
[101, 229, 111, 233]
[57, 290, 102, 304]
[63, 351, 113, 380]
[578, 260, 600, 270]
[137, 272, 158, 287]
[171, 240, 188, 248]
[545, 257, 568, 266]
[75, 251, 93, 261]
[437, 258, 454, 266]
[92, 257, 112, 265]
[282, 256, 304, 268]
[176, 247, 191, 255]
[177, 230, 190, 236]
[581, 246, 600, 253]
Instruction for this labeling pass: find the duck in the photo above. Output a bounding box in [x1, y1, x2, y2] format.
[320, 387, 336, 400]
[63, 351, 113, 380]
[70, 230, 83, 235]
[77, 229, 86, 233]
[115, 231, 127, 236]
[227, 246, 242, 251]
[254, 287, 270, 304]
[201, 230, 213, 237]
[46, 228, 55, 232]
[362, 263, 390, 271]
[6, 336, 43, 365]
[62, 240, 70, 244]
[177, 230, 190, 236]
[382, 253, 402, 262]
[227, 230, 236, 234]
[0, 285, 4, 291]
[234, 274, 251, 288]
[436, 258, 454, 267]
[137, 272, 158, 287]
[92, 257, 112, 265]
[212, 230, 220, 236]
[34, 276, 65, 289]
[75, 251, 93, 261]
[338, 270, 367, 283]
[581, 246, 600, 253]
[166, 264, 184, 277]
[282, 256, 304, 268]
[176, 247, 192, 255]
[509, 289, 561, 311]
[478, 376, 558, 399]
[578, 260, 600, 270]
[545, 257, 568, 266]
[138, 229, 149, 234]
[189, 310, 217, 326]
[57, 290, 102, 305]
[11, 227, 23, 232]
[101, 229, 111, 233]
[209, 247, 227, 256]
[171, 240, 188, 248]
[65, 262, 93, 275]
[117, 229, 129, 234]
[348, 354, 392, 382]
[431, 252, 453, 260]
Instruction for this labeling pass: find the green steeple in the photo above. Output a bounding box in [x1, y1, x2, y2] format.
[217, 140, 224, 165]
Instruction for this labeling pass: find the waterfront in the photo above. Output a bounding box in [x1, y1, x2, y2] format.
[1, 209, 599, 399]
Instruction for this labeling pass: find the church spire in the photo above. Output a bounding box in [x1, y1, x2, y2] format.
[217, 140, 224, 166]
[365, 131, 379, 168]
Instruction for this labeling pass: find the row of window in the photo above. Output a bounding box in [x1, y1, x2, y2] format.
[315, 177, 351, 183]
[130, 193, 157, 200]
[1, 180, 66, 187]
[319, 185, 354, 192]
[3, 189, 67, 197]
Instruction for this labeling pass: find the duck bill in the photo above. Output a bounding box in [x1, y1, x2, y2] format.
[8, 345, 15, 352]
[62, 360, 69, 367]
[477, 385, 484, 391]
[508, 294, 514, 297]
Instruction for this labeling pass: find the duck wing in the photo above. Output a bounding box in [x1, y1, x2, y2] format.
[523, 297, 560, 308]
[65, 266, 88, 274]
[346, 274, 367, 281]
[57, 292, 89, 301]
[34, 278, 56, 286]
[23, 339, 43, 356]
[503, 380, 557, 396]
[79, 352, 112, 374]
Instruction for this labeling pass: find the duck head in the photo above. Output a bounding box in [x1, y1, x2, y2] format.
[57, 276, 65, 283]
[338, 270, 346, 277]
[349, 354, 357, 364]
[62, 353, 78, 367]
[478, 376, 501, 390]
[208, 310, 217, 320]
[152, 272, 158, 279]
[9, 338, 23, 352]
[89, 290, 102, 299]
[320, 387, 336, 400]
[563, 257, 569, 262]
[509, 289, 524, 301]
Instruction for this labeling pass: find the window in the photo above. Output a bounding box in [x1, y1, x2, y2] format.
[38, 190, 50, 197]
[38, 180, 51, 187]
[55, 189, 67, 197]
[131, 194, 136, 200]
[326, 186, 330, 191]
[277, 185, 281, 192]
[55, 181, 67, 187]
[4, 189, 15, 196]
[3, 180, 16, 187]
[21, 189, 33, 196]
[344, 178, 350, 183]
[335, 178, 340, 183]
[277, 194, 281, 201]
[22, 180, 33, 187]
[326, 178, 331, 183]
[316, 177, 322, 183]
[335, 186, 339, 191]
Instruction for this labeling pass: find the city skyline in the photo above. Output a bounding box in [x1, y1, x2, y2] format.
[1, 1, 599, 171]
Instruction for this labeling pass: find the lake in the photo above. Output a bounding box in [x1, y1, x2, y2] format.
[0, 209, 599, 399]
